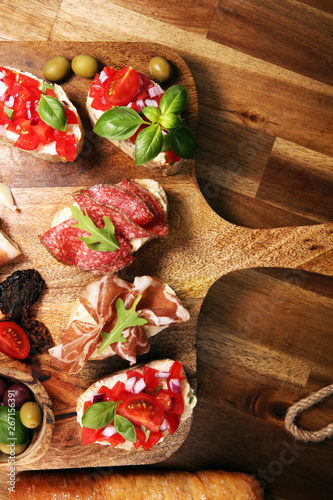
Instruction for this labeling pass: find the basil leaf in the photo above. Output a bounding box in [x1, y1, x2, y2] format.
[170, 122, 196, 159]
[4, 106, 14, 120]
[38, 94, 67, 131]
[94, 107, 143, 140]
[42, 82, 54, 94]
[98, 295, 148, 354]
[0, 407, 29, 445]
[159, 112, 181, 130]
[142, 106, 160, 123]
[161, 132, 172, 153]
[159, 85, 188, 116]
[134, 124, 163, 166]
[82, 401, 119, 429]
[114, 414, 136, 443]
[70, 205, 120, 252]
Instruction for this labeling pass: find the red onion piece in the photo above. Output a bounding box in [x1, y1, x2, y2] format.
[0, 81, 8, 97]
[159, 418, 169, 432]
[125, 376, 137, 393]
[5, 95, 14, 108]
[136, 99, 144, 112]
[170, 379, 181, 394]
[145, 99, 158, 108]
[148, 84, 164, 98]
[30, 117, 39, 125]
[101, 425, 117, 437]
[99, 70, 108, 84]
[91, 393, 104, 404]
[133, 378, 146, 394]
[155, 371, 170, 379]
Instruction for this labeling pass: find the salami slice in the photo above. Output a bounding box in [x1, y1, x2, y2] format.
[73, 193, 154, 240]
[119, 179, 168, 237]
[40, 217, 132, 271]
[78, 184, 154, 226]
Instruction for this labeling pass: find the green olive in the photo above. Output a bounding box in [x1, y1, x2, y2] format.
[149, 56, 173, 83]
[71, 54, 99, 78]
[19, 401, 42, 429]
[43, 55, 71, 83]
[0, 442, 28, 455]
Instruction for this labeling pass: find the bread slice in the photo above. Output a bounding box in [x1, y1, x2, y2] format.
[86, 77, 184, 176]
[76, 359, 197, 451]
[0, 66, 84, 162]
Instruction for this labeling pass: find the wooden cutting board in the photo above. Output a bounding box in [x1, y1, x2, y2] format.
[0, 42, 332, 471]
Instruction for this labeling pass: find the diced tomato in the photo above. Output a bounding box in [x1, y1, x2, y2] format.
[168, 393, 184, 415]
[103, 381, 126, 401]
[141, 430, 163, 450]
[65, 107, 78, 124]
[0, 67, 16, 92]
[95, 428, 125, 447]
[14, 129, 40, 150]
[17, 73, 41, 89]
[169, 361, 186, 381]
[126, 370, 144, 380]
[32, 120, 55, 144]
[134, 89, 149, 102]
[143, 366, 160, 392]
[118, 393, 164, 432]
[134, 427, 146, 449]
[45, 87, 56, 98]
[81, 426, 96, 445]
[55, 132, 77, 161]
[90, 66, 140, 110]
[154, 389, 172, 412]
[0, 102, 12, 125]
[137, 72, 152, 90]
[166, 413, 180, 435]
[164, 149, 181, 165]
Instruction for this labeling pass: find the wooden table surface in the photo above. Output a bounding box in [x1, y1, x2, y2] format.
[0, 1, 332, 499]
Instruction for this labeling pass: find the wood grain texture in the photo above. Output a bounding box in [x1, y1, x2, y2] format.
[0, 2, 332, 500]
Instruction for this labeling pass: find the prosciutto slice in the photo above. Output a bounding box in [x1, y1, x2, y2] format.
[49, 275, 190, 374]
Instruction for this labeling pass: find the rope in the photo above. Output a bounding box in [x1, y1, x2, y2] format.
[285, 383, 333, 443]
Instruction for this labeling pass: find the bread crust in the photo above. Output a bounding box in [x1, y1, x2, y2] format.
[0, 67, 84, 162]
[9, 469, 264, 499]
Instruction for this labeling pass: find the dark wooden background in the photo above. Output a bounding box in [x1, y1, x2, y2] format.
[0, 1, 332, 499]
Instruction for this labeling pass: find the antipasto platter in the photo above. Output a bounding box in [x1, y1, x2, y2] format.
[0, 42, 332, 472]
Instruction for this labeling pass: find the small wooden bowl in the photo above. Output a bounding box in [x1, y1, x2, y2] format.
[0, 367, 54, 466]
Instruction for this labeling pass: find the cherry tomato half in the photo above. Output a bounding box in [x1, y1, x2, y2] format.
[0, 321, 30, 359]
[118, 393, 164, 432]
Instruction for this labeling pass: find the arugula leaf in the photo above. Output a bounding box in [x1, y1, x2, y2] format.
[159, 85, 189, 116]
[134, 124, 163, 166]
[38, 94, 67, 131]
[94, 106, 143, 140]
[4, 105, 14, 120]
[82, 401, 119, 429]
[0, 407, 29, 445]
[70, 204, 120, 252]
[98, 295, 148, 354]
[114, 414, 136, 443]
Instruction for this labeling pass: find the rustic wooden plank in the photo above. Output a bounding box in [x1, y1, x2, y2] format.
[256, 138, 333, 223]
[197, 178, 320, 229]
[0, 0, 61, 41]
[49, 0, 333, 157]
[109, 0, 219, 35]
[207, 0, 333, 86]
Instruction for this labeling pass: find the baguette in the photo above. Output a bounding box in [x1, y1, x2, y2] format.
[9, 469, 264, 499]
[0, 66, 84, 162]
[86, 66, 185, 176]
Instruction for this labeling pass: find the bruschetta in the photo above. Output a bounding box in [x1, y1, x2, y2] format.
[87, 66, 195, 175]
[48, 274, 190, 373]
[76, 359, 197, 451]
[40, 178, 168, 274]
[0, 66, 84, 162]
